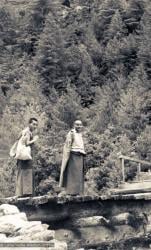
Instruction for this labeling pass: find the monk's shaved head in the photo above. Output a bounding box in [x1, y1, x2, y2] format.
[74, 120, 83, 132]
[74, 120, 82, 125]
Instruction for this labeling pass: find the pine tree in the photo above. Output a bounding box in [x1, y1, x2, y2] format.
[104, 33, 138, 75]
[77, 44, 100, 106]
[105, 10, 128, 43]
[123, 0, 145, 33]
[115, 64, 150, 140]
[138, 9, 151, 79]
[135, 126, 151, 161]
[92, 0, 116, 43]
[35, 11, 65, 95]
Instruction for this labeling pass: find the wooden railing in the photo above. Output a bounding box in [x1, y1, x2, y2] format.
[118, 154, 151, 182]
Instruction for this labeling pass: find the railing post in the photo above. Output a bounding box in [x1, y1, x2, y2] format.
[121, 158, 125, 182]
[118, 154, 151, 185]
[137, 163, 141, 181]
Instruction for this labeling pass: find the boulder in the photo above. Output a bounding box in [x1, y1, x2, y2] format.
[7, 229, 55, 242]
[0, 212, 27, 223]
[54, 239, 67, 250]
[16, 223, 49, 236]
[74, 216, 110, 227]
[0, 204, 20, 216]
[0, 204, 67, 249]
[0, 213, 27, 235]
[0, 233, 7, 241]
[110, 213, 130, 225]
[30, 230, 55, 241]
[14, 221, 42, 235]
[0, 224, 16, 235]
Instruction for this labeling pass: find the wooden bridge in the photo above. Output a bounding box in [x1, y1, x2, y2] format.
[1, 191, 151, 249]
[0, 154, 151, 249]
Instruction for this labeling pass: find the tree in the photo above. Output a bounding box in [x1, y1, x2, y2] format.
[0, 0, 150, 197]
[115, 65, 150, 140]
[135, 126, 151, 161]
[105, 10, 128, 43]
[138, 9, 151, 79]
[35, 11, 65, 95]
[123, 0, 145, 33]
[104, 33, 138, 76]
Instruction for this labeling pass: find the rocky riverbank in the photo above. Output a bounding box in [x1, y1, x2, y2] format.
[0, 203, 67, 250]
[2, 194, 151, 249]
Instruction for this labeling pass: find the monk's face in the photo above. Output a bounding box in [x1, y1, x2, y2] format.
[74, 121, 83, 133]
[29, 120, 38, 132]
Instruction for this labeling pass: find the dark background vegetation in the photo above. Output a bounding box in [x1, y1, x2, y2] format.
[0, 0, 150, 197]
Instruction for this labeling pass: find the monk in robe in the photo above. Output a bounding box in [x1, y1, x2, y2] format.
[59, 120, 86, 195]
[15, 118, 39, 197]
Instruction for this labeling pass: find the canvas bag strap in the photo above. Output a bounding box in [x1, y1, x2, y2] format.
[70, 129, 75, 147]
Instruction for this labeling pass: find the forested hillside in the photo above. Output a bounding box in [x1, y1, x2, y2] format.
[0, 0, 150, 197]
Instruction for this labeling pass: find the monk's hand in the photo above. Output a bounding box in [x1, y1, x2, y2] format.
[33, 135, 39, 142]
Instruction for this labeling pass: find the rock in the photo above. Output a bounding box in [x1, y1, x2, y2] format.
[0, 204, 67, 247]
[74, 216, 110, 227]
[110, 213, 130, 225]
[0, 224, 16, 235]
[0, 212, 27, 222]
[15, 221, 42, 235]
[0, 204, 20, 216]
[7, 229, 55, 242]
[0, 233, 7, 241]
[54, 239, 67, 250]
[31, 230, 55, 241]
[0, 212, 27, 223]
[0, 213, 27, 235]
[16, 223, 49, 236]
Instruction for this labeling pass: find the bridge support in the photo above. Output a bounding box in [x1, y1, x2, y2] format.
[1, 194, 151, 249]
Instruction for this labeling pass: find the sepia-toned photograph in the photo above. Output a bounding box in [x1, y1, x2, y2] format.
[0, 0, 150, 249]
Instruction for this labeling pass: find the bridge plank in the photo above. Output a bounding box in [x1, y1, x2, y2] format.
[111, 187, 151, 195]
[119, 155, 151, 166]
[3, 192, 151, 206]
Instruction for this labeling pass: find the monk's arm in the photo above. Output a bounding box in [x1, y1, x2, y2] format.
[61, 132, 72, 172]
[23, 132, 37, 146]
[64, 131, 72, 153]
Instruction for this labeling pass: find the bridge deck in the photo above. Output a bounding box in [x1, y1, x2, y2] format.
[0, 187, 151, 206]
[1, 193, 151, 249]
[1, 191, 151, 206]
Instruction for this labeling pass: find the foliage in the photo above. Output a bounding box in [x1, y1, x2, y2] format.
[0, 0, 150, 196]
